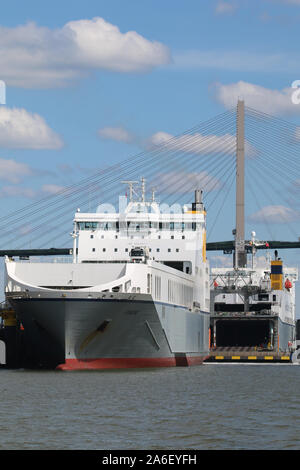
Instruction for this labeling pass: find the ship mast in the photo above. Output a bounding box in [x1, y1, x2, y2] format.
[121, 180, 139, 202]
[235, 99, 247, 268]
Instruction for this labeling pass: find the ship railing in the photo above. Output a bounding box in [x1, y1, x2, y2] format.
[210, 272, 259, 289]
[16, 256, 73, 263]
[213, 309, 273, 317]
[210, 275, 271, 291]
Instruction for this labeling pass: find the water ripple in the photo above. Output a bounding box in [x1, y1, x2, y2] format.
[1, 364, 300, 449]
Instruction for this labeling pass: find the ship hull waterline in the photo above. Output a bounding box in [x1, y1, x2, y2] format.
[8, 295, 210, 371]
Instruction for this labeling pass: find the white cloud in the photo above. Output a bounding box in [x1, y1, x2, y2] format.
[152, 171, 222, 194]
[215, 1, 237, 14]
[214, 81, 300, 115]
[98, 126, 134, 143]
[149, 131, 236, 156]
[0, 18, 171, 88]
[208, 254, 233, 267]
[41, 184, 65, 195]
[0, 183, 67, 199]
[0, 185, 36, 199]
[0, 158, 32, 183]
[248, 205, 300, 223]
[0, 107, 63, 149]
[149, 130, 257, 158]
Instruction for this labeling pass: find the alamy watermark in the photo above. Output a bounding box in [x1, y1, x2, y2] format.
[0, 80, 5, 105]
[291, 80, 300, 105]
[74, 196, 206, 253]
[291, 342, 300, 364]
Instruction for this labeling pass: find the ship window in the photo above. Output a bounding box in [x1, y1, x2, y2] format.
[156, 248, 160, 252]
[114, 248, 118, 252]
[273, 295, 276, 301]
[258, 294, 269, 301]
[90, 235, 94, 239]
[78, 222, 98, 230]
[182, 235, 185, 239]
[183, 223, 201, 231]
[168, 248, 171, 252]
[99, 222, 115, 230]
[171, 235, 174, 239]
[176, 249, 179, 252]
[127, 222, 150, 231]
[92, 248, 95, 252]
[103, 248, 106, 252]
[170, 222, 174, 231]
[87, 222, 98, 229]
[125, 248, 128, 252]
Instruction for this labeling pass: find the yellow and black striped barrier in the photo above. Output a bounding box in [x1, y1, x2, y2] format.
[206, 353, 291, 363]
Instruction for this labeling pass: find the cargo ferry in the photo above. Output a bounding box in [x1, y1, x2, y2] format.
[5, 179, 210, 369]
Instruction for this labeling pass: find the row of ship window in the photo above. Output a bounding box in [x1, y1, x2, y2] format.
[78, 222, 202, 231]
[90, 234, 187, 240]
[91, 248, 180, 253]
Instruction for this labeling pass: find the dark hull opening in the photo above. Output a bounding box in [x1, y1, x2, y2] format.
[216, 319, 272, 348]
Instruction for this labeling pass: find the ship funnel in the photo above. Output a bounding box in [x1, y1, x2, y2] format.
[193, 189, 204, 212]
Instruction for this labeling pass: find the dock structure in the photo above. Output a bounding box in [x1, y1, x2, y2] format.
[204, 100, 298, 364]
[205, 347, 291, 363]
[205, 235, 298, 364]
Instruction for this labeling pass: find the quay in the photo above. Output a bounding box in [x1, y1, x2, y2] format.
[205, 347, 292, 363]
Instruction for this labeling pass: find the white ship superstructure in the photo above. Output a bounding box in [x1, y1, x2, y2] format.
[5, 179, 210, 369]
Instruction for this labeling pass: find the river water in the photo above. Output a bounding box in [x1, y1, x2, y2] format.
[0, 363, 300, 450]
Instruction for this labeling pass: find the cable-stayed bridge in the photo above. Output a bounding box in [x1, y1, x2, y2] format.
[0, 100, 299, 259]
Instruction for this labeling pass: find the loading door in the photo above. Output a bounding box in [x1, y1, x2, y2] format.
[216, 320, 272, 348]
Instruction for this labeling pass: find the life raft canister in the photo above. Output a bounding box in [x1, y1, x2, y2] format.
[285, 279, 292, 290]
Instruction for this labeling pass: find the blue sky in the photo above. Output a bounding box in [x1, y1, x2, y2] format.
[0, 0, 300, 310]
